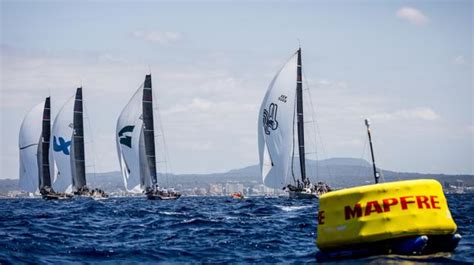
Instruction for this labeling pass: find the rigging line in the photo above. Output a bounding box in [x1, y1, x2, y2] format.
[301, 67, 328, 181]
[306, 78, 332, 181]
[152, 84, 173, 187]
[82, 98, 98, 180]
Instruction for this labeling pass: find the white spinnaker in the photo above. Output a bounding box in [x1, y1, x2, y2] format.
[258, 52, 298, 189]
[18, 101, 44, 193]
[116, 84, 144, 192]
[51, 96, 74, 193]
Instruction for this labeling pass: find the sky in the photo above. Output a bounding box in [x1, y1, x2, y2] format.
[0, 0, 472, 180]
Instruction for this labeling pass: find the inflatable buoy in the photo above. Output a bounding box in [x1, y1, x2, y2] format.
[316, 179, 461, 259]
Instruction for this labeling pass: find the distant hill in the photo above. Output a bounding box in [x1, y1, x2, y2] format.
[1, 157, 472, 193]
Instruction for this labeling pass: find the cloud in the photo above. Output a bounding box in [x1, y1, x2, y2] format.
[370, 107, 439, 121]
[396, 6, 429, 26]
[1, 46, 265, 177]
[452, 55, 466, 65]
[131, 30, 181, 44]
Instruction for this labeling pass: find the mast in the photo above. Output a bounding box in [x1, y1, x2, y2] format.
[296, 48, 307, 184]
[73, 87, 87, 189]
[365, 119, 379, 184]
[143, 74, 158, 187]
[40, 97, 52, 189]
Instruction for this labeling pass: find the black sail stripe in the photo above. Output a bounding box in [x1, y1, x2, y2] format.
[73, 88, 87, 189]
[40, 97, 52, 189]
[296, 49, 307, 183]
[20, 143, 38, 150]
[142, 74, 158, 186]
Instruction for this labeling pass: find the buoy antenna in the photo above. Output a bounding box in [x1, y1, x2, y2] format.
[365, 118, 380, 184]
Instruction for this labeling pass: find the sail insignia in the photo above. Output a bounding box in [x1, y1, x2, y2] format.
[53, 136, 71, 155]
[263, 103, 279, 135]
[118, 125, 135, 148]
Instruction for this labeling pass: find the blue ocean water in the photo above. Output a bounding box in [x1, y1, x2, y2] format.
[0, 194, 472, 264]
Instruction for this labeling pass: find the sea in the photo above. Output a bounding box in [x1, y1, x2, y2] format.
[0, 194, 473, 264]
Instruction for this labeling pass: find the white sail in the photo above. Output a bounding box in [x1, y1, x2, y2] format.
[51, 96, 74, 193]
[258, 53, 298, 189]
[18, 102, 44, 193]
[116, 84, 145, 192]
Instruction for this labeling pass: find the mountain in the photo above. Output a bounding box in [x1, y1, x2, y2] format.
[1, 157, 472, 193]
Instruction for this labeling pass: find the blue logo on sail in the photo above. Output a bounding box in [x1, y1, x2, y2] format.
[53, 136, 71, 155]
[118, 125, 135, 148]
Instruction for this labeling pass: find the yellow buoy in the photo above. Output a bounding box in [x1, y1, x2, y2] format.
[317, 179, 457, 251]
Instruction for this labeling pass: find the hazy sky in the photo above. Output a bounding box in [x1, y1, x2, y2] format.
[1, 1, 472, 179]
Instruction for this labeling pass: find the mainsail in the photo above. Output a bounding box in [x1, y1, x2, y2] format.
[40, 97, 53, 189]
[19, 97, 52, 193]
[143, 75, 158, 187]
[72, 88, 87, 189]
[116, 75, 157, 192]
[258, 51, 298, 189]
[295, 49, 307, 184]
[52, 88, 86, 192]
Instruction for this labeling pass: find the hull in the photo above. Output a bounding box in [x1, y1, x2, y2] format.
[146, 189, 181, 200]
[73, 188, 108, 199]
[147, 193, 181, 200]
[288, 190, 318, 199]
[42, 193, 73, 200]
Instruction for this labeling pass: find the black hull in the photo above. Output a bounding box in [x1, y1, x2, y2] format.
[73, 189, 108, 199]
[288, 190, 318, 199]
[42, 193, 73, 200]
[146, 194, 181, 201]
[146, 193, 181, 200]
[316, 234, 462, 262]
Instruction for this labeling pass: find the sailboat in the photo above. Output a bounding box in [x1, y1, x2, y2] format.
[116, 74, 181, 200]
[52, 88, 107, 198]
[258, 48, 331, 199]
[19, 97, 71, 200]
